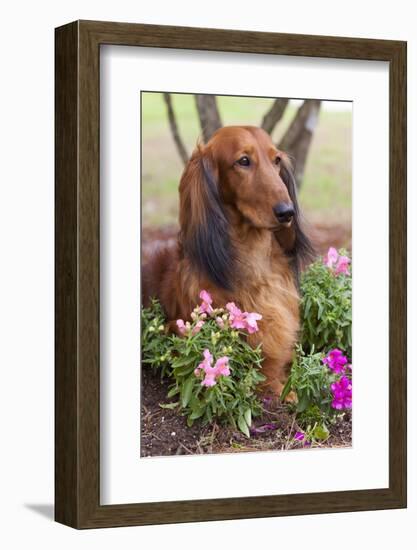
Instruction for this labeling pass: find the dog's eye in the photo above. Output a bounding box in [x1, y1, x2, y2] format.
[237, 156, 250, 167]
[275, 156, 281, 166]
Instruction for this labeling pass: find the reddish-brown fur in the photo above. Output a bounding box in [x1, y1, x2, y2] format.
[142, 126, 313, 395]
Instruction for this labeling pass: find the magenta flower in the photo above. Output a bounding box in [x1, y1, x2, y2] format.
[294, 431, 305, 441]
[176, 319, 187, 335]
[324, 247, 338, 269]
[199, 289, 214, 315]
[323, 349, 348, 374]
[330, 375, 352, 410]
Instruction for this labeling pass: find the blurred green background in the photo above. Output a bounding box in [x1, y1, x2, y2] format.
[141, 93, 352, 230]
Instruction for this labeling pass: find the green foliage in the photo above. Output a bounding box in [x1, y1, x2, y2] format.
[167, 325, 264, 435]
[141, 299, 173, 378]
[141, 301, 265, 436]
[142, 251, 352, 439]
[300, 252, 352, 357]
[282, 346, 332, 416]
[302, 422, 331, 444]
[282, 346, 347, 436]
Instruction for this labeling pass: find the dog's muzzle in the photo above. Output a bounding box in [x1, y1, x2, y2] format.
[273, 202, 295, 224]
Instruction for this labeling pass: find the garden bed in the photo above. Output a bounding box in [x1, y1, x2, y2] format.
[141, 224, 352, 458]
[140, 367, 352, 457]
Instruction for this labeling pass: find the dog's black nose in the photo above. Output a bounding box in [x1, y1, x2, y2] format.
[273, 202, 295, 223]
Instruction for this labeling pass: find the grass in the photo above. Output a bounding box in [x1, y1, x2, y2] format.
[141, 92, 352, 228]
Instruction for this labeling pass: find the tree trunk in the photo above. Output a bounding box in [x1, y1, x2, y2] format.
[163, 93, 189, 165]
[278, 99, 321, 189]
[194, 95, 222, 142]
[261, 98, 289, 134]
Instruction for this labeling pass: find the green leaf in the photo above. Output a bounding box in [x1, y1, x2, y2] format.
[317, 301, 324, 320]
[304, 298, 311, 318]
[237, 415, 250, 437]
[280, 377, 292, 402]
[167, 385, 179, 398]
[244, 408, 252, 427]
[172, 356, 193, 369]
[181, 377, 194, 408]
[189, 408, 205, 420]
[296, 393, 310, 413]
[313, 424, 330, 441]
[159, 402, 178, 410]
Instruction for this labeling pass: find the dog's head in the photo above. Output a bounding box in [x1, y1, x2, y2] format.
[179, 125, 314, 290]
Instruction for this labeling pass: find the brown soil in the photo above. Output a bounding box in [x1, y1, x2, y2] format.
[140, 221, 352, 458]
[141, 368, 352, 458]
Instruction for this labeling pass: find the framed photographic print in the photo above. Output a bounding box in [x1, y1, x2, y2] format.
[55, 20, 407, 528]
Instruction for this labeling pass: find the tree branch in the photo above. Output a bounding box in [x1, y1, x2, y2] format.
[279, 99, 321, 152]
[163, 93, 189, 165]
[278, 99, 321, 189]
[261, 98, 289, 134]
[194, 95, 222, 142]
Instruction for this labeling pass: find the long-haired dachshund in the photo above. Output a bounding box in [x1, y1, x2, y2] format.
[142, 126, 314, 395]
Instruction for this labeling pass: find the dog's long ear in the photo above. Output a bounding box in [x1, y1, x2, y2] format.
[179, 146, 234, 290]
[278, 154, 315, 282]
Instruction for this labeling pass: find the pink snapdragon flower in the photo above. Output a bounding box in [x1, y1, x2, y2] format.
[244, 311, 263, 334]
[176, 318, 205, 336]
[323, 247, 351, 276]
[226, 302, 262, 334]
[176, 319, 187, 335]
[213, 356, 230, 377]
[191, 320, 205, 335]
[194, 348, 213, 376]
[330, 375, 352, 410]
[226, 302, 247, 329]
[323, 348, 348, 374]
[335, 255, 350, 276]
[199, 290, 214, 315]
[324, 247, 339, 269]
[194, 349, 231, 387]
[201, 371, 217, 387]
[215, 316, 225, 329]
